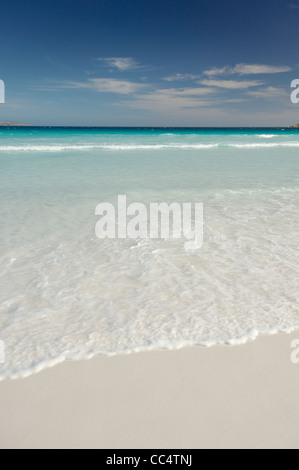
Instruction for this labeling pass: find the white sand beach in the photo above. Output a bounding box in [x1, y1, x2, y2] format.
[0, 331, 299, 449]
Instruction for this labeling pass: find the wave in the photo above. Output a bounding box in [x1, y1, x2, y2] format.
[0, 144, 98, 152]
[1, 142, 299, 152]
[1, 196, 298, 382]
[0, 144, 219, 152]
[257, 134, 276, 138]
[231, 142, 299, 148]
[2, 326, 299, 381]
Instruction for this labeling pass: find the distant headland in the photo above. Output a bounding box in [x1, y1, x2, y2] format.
[290, 124, 299, 128]
[0, 122, 30, 127]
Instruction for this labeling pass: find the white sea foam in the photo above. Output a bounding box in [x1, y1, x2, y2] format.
[0, 187, 298, 381]
[258, 134, 276, 138]
[0, 143, 219, 151]
[1, 142, 299, 152]
[0, 144, 98, 152]
[231, 142, 299, 148]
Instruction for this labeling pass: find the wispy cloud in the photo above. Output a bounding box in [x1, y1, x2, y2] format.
[121, 86, 218, 114]
[234, 64, 292, 74]
[203, 66, 230, 77]
[204, 64, 292, 76]
[96, 57, 140, 71]
[223, 98, 247, 103]
[156, 87, 217, 96]
[57, 78, 146, 94]
[247, 86, 288, 99]
[289, 3, 299, 8]
[199, 79, 263, 89]
[126, 94, 212, 112]
[163, 73, 201, 82]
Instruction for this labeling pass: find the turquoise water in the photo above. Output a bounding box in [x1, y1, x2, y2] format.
[0, 127, 298, 378]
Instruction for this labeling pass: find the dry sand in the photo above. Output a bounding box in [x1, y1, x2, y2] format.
[0, 331, 299, 449]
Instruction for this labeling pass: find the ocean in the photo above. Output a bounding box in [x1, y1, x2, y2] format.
[0, 127, 298, 379]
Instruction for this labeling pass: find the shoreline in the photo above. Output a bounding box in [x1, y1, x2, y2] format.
[1, 331, 299, 449]
[1, 327, 299, 382]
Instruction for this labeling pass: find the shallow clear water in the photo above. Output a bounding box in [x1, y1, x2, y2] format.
[0, 127, 298, 379]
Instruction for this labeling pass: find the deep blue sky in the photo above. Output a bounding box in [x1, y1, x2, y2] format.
[1, 0, 299, 125]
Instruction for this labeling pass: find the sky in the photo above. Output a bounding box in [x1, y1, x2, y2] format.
[0, 0, 299, 126]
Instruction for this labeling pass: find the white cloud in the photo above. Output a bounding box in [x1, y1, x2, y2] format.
[204, 64, 292, 76]
[247, 86, 288, 99]
[60, 78, 145, 94]
[156, 87, 217, 96]
[223, 98, 247, 103]
[199, 79, 263, 89]
[96, 57, 140, 71]
[234, 64, 292, 74]
[203, 66, 231, 76]
[163, 73, 201, 82]
[87, 78, 144, 94]
[127, 95, 212, 112]
[123, 87, 217, 113]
